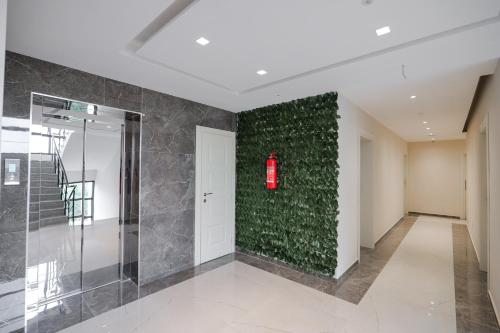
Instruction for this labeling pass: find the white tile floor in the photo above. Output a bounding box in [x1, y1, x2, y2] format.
[60, 216, 456, 333]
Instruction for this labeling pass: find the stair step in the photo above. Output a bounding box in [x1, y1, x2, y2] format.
[30, 200, 65, 211]
[40, 208, 65, 219]
[30, 167, 56, 175]
[30, 186, 61, 195]
[31, 153, 54, 161]
[30, 211, 67, 222]
[30, 161, 54, 168]
[30, 193, 61, 202]
[42, 216, 68, 227]
[30, 180, 59, 188]
[30, 173, 58, 181]
[32, 216, 69, 227]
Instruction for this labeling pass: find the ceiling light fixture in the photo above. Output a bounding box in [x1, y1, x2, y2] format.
[376, 26, 391, 36]
[423, 121, 428, 124]
[106, 125, 112, 129]
[196, 37, 210, 46]
[256, 69, 268, 76]
[410, 95, 417, 99]
[429, 133, 434, 136]
[426, 127, 431, 130]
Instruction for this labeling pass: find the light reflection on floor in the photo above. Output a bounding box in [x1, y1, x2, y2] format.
[26, 218, 120, 309]
[59, 216, 458, 333]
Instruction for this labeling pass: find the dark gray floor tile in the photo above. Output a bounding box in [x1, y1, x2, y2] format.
[453, 224, 500, 332]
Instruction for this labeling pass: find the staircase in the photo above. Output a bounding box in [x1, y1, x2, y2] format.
[29, 151, 76, 229]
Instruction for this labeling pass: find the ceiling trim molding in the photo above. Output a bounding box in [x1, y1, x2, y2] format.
[462, 74, 492, 132]
[126, 0, 198, 53]
[124, 3, 500, 96]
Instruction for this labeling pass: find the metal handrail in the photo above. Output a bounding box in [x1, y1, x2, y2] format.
[51, 137, 76, 222]
[65, 185, 76, 223]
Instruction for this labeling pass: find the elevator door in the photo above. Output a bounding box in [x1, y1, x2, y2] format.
[28, 95, 128, 307]
[80, 113, 124, 292]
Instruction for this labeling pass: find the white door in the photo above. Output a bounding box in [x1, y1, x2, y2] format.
[195, 126, 235, 264]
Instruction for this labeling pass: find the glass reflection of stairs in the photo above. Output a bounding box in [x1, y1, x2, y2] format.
[30, 153, 71, 228]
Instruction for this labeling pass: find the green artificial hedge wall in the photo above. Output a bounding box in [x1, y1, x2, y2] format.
[236, 92, 340, 276]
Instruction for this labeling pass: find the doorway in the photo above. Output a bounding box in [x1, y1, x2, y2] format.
[194, 126, 235, 265]
[27, 94, 141, 310]
[360, 137, 374, 250]
[404, 154, 409, 215]
[479, 122, 489, 275]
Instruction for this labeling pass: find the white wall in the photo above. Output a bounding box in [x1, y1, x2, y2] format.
[360, 139, 374, 248]
[407, 140, 466, 218]
[466, 60, 500, 319]
[336, 95, 407, 278]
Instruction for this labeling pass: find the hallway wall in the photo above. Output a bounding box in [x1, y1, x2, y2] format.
[407, 140, 466, 219]
[336, 96, 407, 278]
[466, 60, 500, 319]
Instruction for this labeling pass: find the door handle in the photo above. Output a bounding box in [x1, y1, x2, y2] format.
[203, 192, 213, 203]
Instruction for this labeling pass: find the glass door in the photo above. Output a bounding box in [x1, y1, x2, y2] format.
[27, 94, 141, 322]
[27, 96, 85, 309]
[81, 112, 124, 291]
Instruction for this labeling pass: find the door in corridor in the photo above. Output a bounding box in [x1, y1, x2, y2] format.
[196, 126, 236, 264]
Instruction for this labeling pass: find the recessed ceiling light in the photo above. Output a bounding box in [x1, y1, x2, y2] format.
[429, 133, 434, 136]
[256, 69, 268, 76]
[410, 95, 417, 99]
[196, 37, 210, 46]
[376, 26, 391, 36]
[106, 125, 112, 129]
[423, 121, 428, 124]
[426, 127, 431, 130]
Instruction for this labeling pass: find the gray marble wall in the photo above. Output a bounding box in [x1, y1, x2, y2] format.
[0, 51, 235, 330]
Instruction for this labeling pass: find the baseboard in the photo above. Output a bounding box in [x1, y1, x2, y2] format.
[374, 215, 405, 247]
[488, 290, 500, 327]
[335, 260, 359, 282]
[237, 249, 336, 281]
[408, 211, 460, 220]
[466, 224, 482, 267]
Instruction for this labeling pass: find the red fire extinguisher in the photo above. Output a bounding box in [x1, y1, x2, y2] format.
[266, 152, 278, 190]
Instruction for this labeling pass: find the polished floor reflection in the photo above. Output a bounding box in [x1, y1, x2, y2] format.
[50, 216, 494, 333]
[236, 216, 417, 304]
[26, 219, 120, 309]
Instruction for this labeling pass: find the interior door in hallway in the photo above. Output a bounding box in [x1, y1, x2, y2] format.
[196, 126, 235, 264]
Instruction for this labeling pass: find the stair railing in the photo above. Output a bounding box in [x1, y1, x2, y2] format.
[51, 138, 77, 223]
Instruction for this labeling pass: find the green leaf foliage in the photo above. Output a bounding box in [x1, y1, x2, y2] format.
[236, 92, 340, 276]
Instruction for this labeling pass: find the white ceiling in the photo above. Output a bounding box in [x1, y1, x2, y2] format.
[6, 0, 500, 141]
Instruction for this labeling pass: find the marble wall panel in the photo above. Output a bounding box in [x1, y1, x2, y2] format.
[0, 51, 236, 329]
[139, 88, 234, 283]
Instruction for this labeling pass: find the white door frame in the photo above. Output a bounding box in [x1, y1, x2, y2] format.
[194, 125, 236, 266]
